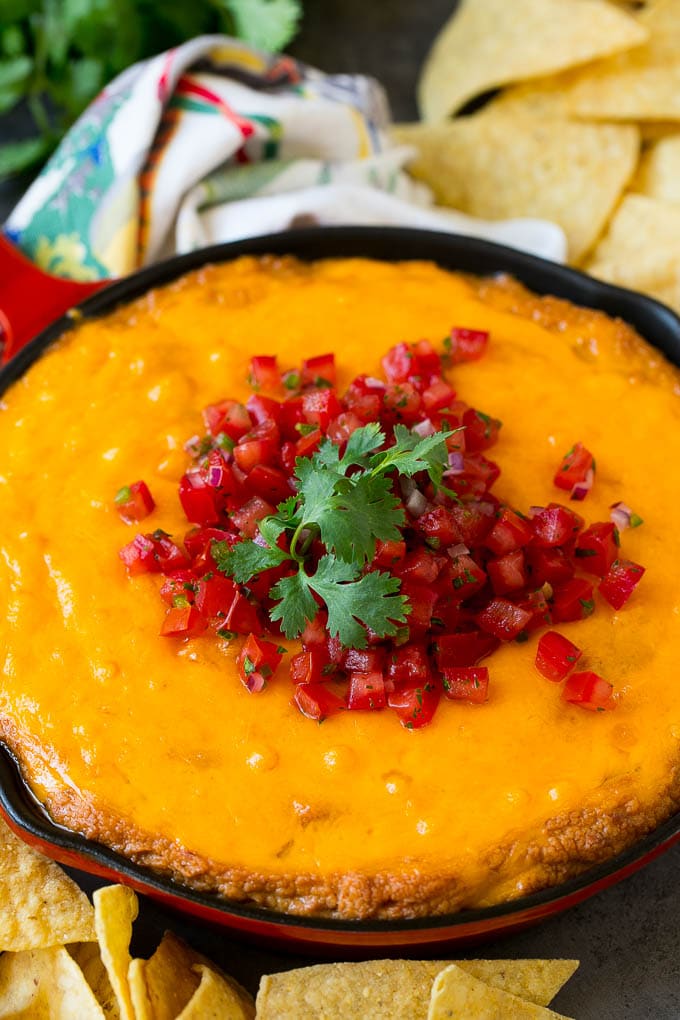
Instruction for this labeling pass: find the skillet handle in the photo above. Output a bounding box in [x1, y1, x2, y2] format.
[0, 235, 109, 363]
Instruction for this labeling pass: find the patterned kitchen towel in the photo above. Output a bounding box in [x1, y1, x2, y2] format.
[4, 35, 566, 280]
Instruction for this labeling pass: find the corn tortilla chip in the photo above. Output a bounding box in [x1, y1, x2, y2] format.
[129, 931, 202, 1020]
[0, 816, 96, 951]
[176, 964, 256, 1019]
[428, 964, 573, 1019]
[564, 0, 680, 121]
[93, 885, 138, 1020]
[585, 192, 680, 313]
[392, 113, 639, 262]
[255, 959, 578, 1019]
[0, 945, 105, 1018]
[631, 132, 680, 203]
[68, 942, 121, 1018]
[418, 0, 647, 121]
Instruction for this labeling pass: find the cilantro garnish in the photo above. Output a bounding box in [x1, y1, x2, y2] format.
[213, 423, 455, 648]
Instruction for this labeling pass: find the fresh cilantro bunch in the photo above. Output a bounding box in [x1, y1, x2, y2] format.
[213, 422, 454, 649]
[0, 0, 302, 180]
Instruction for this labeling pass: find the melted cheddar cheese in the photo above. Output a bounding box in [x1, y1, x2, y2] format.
[1, 256, 679, 917]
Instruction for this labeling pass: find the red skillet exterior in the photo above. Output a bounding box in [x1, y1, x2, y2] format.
[1, 226, 680, 950]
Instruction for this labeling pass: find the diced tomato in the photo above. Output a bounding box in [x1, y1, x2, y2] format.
[160, 605, 207, 638]
[485, 508, 533, 555]
[115, 480, 155, 524]
[550, 578, 595, 623]
[194, 574, 239, 620]
[238, 633, 284, 691]
[341, 379, 382, 423]
[435, 630, 499, 668]
[449, 503, 495, 547]
[401, 582, 438, 636]
[301, 612, 328, 648]
[382, 342, 413, 383]
[183, 527, 234, 570]
[535, 631, 582, 682]
[575, 522, 619, 577]
[245, 464, 291, 505]
[530, 503, 584, 547]
[373, 539, 407, 569]
[414, 507, 462, 549]
[343, 647, 385, 673]
[119, 531, 189, 576]
[554, 442, 595, 491]
[248, 355, 280, 392]
[383, 382, 422, 424]
[347, 671, 386, 710]
[441, 666, 489, 704]
[326, 411, 363, 445]
[387, 680, 440, 729]
[231, 496, 275, 538]
[278, 396, 305, 440]
[385, 642, 430, 683]
[476, 598, 533, 641]
[159, 570, 197, 606]
[202, 399, 251, 440]
[487, 549, 527, 595]
[393, 549, 446, 585]
[220, 591, 262, 635]
[526, 546, 575, 587]
[301, 353, 336, 388]
[462, 408, 502, 452]
[178, 471, 220, 525]
[233, 419, 280, 472]
[422, 379, 456, 412]
[302, 388, 342, 430]
[446, 327, 489, 363]
[599, 559, 645, 610]
[295, 427, 323, 460]
[411, 338, 442, 377]
[290, 647, 334, 685]
[445, 554, 487, 600]
[445, 454, 500, 500]
[515, 588, 552, 631]
[563, 670, 616, 711]
[246, 393, 282, 426]
[293, 683, 345, 721]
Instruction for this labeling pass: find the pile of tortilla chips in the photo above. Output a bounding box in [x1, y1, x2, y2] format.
[394, 0, 680, 314]
[0, 818, 255, 1019]
[0, 817, 580, 1019]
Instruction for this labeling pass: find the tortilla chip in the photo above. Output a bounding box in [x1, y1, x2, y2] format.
[0, 816, 96, 951]
[255, 959, 578, 1019]
[129, 931, 202, 1020]
[418, 0, 647, 121]
[93, 885, 138, 1020]
[392, 113, 639, 261]
[585, 192, 680, 313]
[68, 942, 121, 1018]
[0, 945, 105, 1018]
[631, 132, 680, 202]
[176, 964, 256, 1019]
[564, 0, 680, 121]
[428, 964, 573, 1019]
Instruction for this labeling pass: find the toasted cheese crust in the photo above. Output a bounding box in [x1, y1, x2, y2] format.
[1, 256, 679, 918]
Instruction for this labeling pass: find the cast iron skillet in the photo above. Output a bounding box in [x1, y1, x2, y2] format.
[1, 226, 680, 951]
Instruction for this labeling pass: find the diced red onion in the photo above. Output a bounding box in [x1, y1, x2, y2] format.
[246, 672, 267, 693]
[446, 451, 465, 474]
[447, 543, 470, 558]
[364, 377, 386, 390]
[570, 468, 594, 502]
[610, 501, 633, 531]
[528, 505, 544, 518]
[413, 418, 435, 437]
[207, 463, 225, 487]
[477, 501, 496, 517]
[405, 488, 429, 518]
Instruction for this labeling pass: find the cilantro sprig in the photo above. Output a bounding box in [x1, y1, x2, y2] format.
[213, 423, 454, 648]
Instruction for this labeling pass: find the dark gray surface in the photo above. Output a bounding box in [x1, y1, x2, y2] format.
[1, 3, 680, 1017]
